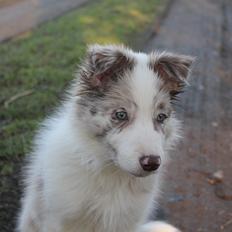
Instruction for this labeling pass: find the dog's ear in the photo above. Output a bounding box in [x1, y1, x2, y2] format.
[79, 45, 134, 90]
[150, 52, 195, 98]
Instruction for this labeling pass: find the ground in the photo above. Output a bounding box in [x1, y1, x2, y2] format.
[144, 0, 232, 231]
[0, 0, 88, 42]
[0, 0, 232, 231]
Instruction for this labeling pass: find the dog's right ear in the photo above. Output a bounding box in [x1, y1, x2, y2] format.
[79, 45, 134, 91]
[150, 52, 195, 98]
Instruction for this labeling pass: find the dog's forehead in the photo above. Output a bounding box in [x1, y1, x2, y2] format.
[128, 52, 164, 110]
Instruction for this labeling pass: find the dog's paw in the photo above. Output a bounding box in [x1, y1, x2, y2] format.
[140, 221, 181, 232]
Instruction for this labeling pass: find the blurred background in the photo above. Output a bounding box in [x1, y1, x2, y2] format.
[0, 0, 231, 231]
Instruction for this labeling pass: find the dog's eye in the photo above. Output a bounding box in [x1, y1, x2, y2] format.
[114, 109, 128, 121]
[156, 113, 168, 123]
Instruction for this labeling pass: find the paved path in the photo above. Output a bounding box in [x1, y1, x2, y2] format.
[144, 0, 232, 231]
[0, 0, 88, 42]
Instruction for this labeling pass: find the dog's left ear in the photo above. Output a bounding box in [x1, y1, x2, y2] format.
[150, 52, 195, 98]
[79, 44, 134, 90]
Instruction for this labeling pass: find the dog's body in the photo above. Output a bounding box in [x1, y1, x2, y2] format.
[17, 45, 194, 232]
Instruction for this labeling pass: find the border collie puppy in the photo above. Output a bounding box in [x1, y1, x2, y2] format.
[17, 44, 194, 232]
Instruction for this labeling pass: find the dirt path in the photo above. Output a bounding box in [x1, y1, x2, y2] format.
[144, 0, 232, 231]
[0, 0, 89, 42]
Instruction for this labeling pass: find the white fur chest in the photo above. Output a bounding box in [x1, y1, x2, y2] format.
[52, 165, 157, 232]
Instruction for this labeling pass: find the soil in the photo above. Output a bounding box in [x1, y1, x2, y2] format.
[0, 0, 24, 8]
[143, 0, 232, 231]
[0, 0, 89, 42]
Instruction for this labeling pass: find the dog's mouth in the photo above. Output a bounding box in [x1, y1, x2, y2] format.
[128, 170, 158, 178]
[110, 159, 151, 178]
[107, 145, 160, 178]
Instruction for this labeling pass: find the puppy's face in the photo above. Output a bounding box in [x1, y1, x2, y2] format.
[75, 45, 193, 177]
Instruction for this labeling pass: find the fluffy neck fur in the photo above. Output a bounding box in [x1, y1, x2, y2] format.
[36, 102, 160, 232]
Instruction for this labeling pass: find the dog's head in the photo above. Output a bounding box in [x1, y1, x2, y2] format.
[74, 44, 194, 177]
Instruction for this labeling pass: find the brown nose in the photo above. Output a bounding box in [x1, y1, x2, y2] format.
[139, 155, 161, 172]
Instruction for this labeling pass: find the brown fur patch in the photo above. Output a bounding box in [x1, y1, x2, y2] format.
[149, 52, 194, 97]
[157, 102, 165, 110]
[77, 45, 135, 97]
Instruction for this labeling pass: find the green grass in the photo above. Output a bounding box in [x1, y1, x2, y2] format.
[0, 0, 167, 174]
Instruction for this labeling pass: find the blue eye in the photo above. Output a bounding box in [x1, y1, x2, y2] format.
[157, 113, 168, 123]
[114, 110, 128, 121]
